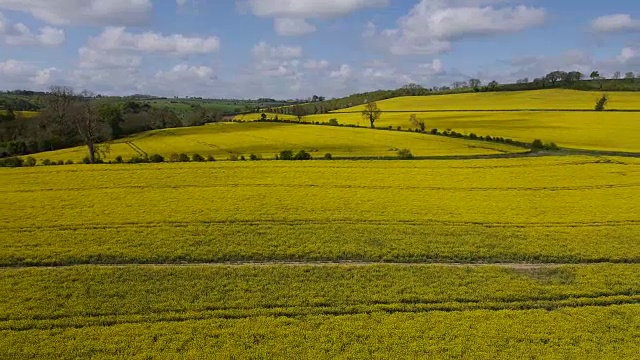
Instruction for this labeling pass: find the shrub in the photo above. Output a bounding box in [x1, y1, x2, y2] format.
[57, 160, 65, 166]
[169, 153, 180, 162]
[128, 156, 146, 164]
[279, 150, 294, 160]
[595, 94, 608, 111]
[0, 157, 24, 167]
[81, 157, 91, 164]
[207, 155, 216, 162]
[250, 154, 260, 161]
[294, 150, 312, 160]
[24, 157, 37, 167]
[324, 153, 333, 160]
[115, 156, 124, 164]
[41, 159, 53, 166]
[149, 154, 165, 163]
[430, 129, 439, 135]
[192, 153, 205, 162]
[397, 126, 402, 131]
[328, 118, 339, 126]
[545, 142, 560, 151]
[469, 133, 478, 140]
[532, 139, 544, 150]
[177, 153, 190, 162]
[65, 160, 74, 165]
[397, 149, 414, 160]
[229, 154, 239, 161]
[240, 155, 246, 161]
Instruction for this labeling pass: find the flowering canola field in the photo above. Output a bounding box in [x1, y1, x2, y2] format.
[235, 89, 640, 152]
[30, 122, 524, 163]
[1, 156, 639, 357]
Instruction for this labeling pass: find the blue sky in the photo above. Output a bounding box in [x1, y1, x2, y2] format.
[0, 0, 638, 99]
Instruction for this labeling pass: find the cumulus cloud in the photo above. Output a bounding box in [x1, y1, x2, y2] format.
[78, 47, 143, 69]
[87, 27, 220, 55]
[0, 59, 59, 88]
[592, 14, 640, 33]
[330, 64, 352, 80]
[274, 18, 316, 36]
[244, 0, 388, 36]
[0, 12, 65, 46]
[372, 0, 545, 55]
[0, 0, 152, 26]
[252, 41, 303, 59]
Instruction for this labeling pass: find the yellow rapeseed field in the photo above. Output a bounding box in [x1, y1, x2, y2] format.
[29, 121, 525, 162]
[0, 110, 39, 118]
[1, 156, 639, 357]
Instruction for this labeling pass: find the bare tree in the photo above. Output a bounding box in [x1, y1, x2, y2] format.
[362, 102, 381, 128]
[469, 79, 481, 89]
[45, 87, 105, 164]
[410, 114, 426, 132]
[613, 71, 621, 80]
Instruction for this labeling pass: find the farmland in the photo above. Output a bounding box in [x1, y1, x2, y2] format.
[1, 156, 639, 357]
[28, 122, 525, 163]
[235, 89, 640, 152]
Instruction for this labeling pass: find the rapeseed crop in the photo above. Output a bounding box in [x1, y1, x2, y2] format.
[28, 122, 524, 163]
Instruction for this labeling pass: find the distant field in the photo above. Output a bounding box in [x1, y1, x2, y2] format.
[2, 156, 639, 357]
[0, 110, 39, 118]
[337, 89, 640, 111]
[28, 122, 525, 162]
[237, 90, 640, 152]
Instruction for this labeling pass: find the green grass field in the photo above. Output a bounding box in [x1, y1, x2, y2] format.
[29, 122, 525, 163]
[236, 89, 640, 152]
[1, 157, 639, 357]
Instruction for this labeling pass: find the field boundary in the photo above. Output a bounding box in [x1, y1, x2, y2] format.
[327, 109, 640, 114]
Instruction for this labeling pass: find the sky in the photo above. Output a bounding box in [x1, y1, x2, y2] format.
[0, 0, 638, 99]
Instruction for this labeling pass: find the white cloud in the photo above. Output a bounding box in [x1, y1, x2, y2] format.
[274, 18, 316, 36]
[30, 67, 59, 86]
[0, 12, 65, 46]
[330, 64, 352, 80]
[0, 0, 152, 26]
[618, 47, 637, 63]
[303, 59, 329, 70]
[373, 0, 545, 55]
[592, 14, 640, 33]
[0, 59, 58, 88]
[245, 0, 388, 18]
[88, 27, 220, 55]
[418, 59, 445, 75]
[244, 0, 387, 36]
[155, 63, 216, 81]
[252, 41, 303, 59]
[78, 47, 142, 69]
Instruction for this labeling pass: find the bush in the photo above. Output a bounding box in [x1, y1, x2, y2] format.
[0, 157, 24, 167]
[192, 153, 205, 162]
[24, 157, 37, 167]
[178, 153, 191, 162]
[430, 129, 439, 135]
[128, 156, 147, 164]
[207, 155, 216, 162]
[397, 126, 402, 131]
[56, 160, 65, 166]
[41, 159, 53, 166]
[279, 150, 294, 160]
[595, 94, 608, 111]
[545, 142, 560, 151]
[82, 157, 91, 164]
[149, 154, 165, 163]
[250, 154, 260, 161]
[532, 139, 544, 150]
[328, 118, 339, 126]
[115, 156, 124, 164]
[240, 155, 246, 161]
[294, 150, 312, 160]
[397, 149, 414, 160]
[229, 154, 239, 161]
[169, 153, 180, 162]
[324, 153, 333, 160]
[65, 160, 74, 165]
[469, 133, 478, 140]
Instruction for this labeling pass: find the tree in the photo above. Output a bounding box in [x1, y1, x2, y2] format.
[469, 79, 481, 90]
[625, 72, 635, 80]
[590, 71, 601, 80]
[545, 71, 566, 86]
[292, 105, 307, 122]
[98, 103, 124, 139]
[410, 114, 425, 132]
[261, 113, 267, 121]
[487, 81, 499, 91]
[362, 102, 381, 128]
[613, 71, 621, 80]
[595, 94, 608, 111]
[565, 71, 582, 83]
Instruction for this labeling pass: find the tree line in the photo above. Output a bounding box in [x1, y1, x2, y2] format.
[0, 86, 223, 161]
